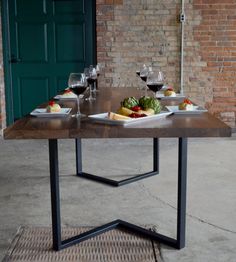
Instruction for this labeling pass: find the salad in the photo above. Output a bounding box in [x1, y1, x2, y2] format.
[108, 96, 162, 120]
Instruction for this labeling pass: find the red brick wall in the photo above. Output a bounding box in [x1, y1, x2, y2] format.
[186, 0, 236, 127]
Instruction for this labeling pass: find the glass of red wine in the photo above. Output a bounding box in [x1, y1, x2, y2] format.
[140, 65, 152, 94]
[146, 70, 164, 97]
[140, 64, 148, 83]
[68, 73, 87, 117]
[84, 67, 97, 101]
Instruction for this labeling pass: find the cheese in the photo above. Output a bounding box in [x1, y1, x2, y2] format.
[108, 112, 131, 120]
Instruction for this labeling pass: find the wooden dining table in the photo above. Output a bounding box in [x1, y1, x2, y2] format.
[4, 87, 231, 251]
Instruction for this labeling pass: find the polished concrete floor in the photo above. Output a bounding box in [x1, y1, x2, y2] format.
[0, 136, 236, 261]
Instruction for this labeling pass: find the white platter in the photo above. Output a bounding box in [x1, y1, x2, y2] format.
[54, 94, 77, 100]
[88, 111, 172, 125]
[30, 108, 72, 117]
[166, 106, 207, 114]
[156, 93, 185, 99]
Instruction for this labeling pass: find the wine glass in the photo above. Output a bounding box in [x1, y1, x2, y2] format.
[94, 64, 101, 92]
[68, 73, 87, 117]
[140, 65, 152, 94]
[140, 64, 148, 82]
[84, 66, 97, 101]
[96, 63, 101, 77]
[146, 70, 164, 97]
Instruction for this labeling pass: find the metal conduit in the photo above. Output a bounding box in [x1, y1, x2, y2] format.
[180, 0, 186, 95]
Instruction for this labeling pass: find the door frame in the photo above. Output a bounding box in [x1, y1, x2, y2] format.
[1, 0, 96, 125]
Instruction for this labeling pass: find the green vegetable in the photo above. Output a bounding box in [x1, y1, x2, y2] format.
[121, 97, 139, 109]
[139, 96, 162, 114]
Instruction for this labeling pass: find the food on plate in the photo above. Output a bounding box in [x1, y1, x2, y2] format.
[108, 112, 131, 120]
[128, 113, 147, 118]
[117, 106, 134, 116]
[117, 106, 154, 117]
[115, 96, 161, 119]
[139, 96, 162, 114]
[46, 101, 61, 113]
[164, 87, 176, 97]
[61, 89, 77, 97]
[178, 99, 193, 111]
[121, 96, 139, 109]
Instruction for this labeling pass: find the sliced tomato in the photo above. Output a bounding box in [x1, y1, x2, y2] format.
[129, 113, 147, 118]
[131, 106, 141, 112]
[184, 99, 192, 105]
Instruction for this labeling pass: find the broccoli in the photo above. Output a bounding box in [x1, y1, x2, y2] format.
[139, 96, 162, 114]
[121, 97, 139, 109]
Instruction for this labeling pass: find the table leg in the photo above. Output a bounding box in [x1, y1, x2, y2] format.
[49, 139, 61, 251]
[75, 138, 82, 175]
[177, 137, 188, 249]
[153, 138, 159, 172]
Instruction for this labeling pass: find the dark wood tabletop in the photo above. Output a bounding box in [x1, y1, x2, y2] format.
[4, 87, 231, 139]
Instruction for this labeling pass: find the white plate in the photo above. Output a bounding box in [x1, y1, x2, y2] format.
[88, 111, 172, 125]
[156, 93, 185, 99]
[166, 106, 207, 114]
[30, 108, 72, 117]
[54, 94, 77, 100]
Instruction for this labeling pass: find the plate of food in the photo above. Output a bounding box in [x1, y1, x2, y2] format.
[88, 96, 172, 125]
[166, 99, 207, 114]
[54, 89, 77, 99]
[156, 87, 185, 99]
[30, 101, 72, 117]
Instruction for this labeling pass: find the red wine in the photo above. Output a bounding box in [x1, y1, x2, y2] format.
[147, 83, 163, 92]
[136, 71, 140, 76]
[140, 76, 147, 82]
[70, 86, 86, 95]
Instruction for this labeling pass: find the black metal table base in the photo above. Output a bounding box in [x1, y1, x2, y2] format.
[48, 137, 187, 251]
[75, 138, 160, 187]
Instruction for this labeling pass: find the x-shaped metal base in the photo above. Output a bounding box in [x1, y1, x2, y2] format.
[49, 138, 187, 251]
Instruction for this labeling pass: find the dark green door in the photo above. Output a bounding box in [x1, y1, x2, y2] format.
[8, 0, 95, 120]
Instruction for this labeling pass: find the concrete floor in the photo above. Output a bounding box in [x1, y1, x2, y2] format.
[0, 135, 236, 261]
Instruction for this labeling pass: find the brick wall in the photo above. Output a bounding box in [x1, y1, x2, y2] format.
[97, 0, 236, 128]
[185, 0, 236, 127]
[96, 0, 181, 90]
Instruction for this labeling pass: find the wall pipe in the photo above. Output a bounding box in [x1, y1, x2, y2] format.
[180, 0, 185, 95]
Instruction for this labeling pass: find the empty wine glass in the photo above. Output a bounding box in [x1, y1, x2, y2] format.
[68, 73, 87, 117]
[146, 70, 164, 97]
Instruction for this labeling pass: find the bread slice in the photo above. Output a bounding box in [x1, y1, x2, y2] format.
[108, 112, 131, 120]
